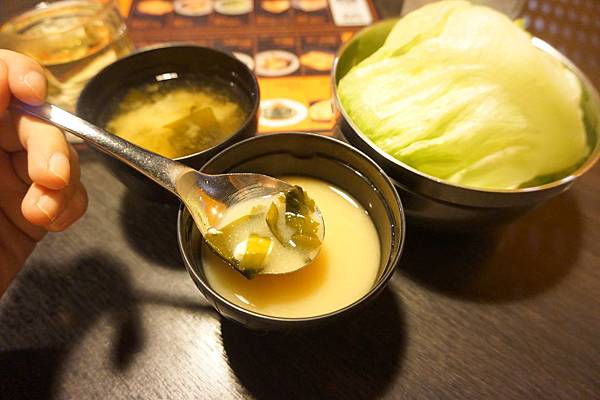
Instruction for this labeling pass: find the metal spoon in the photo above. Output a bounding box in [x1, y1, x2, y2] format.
[10, 100, 324, 275]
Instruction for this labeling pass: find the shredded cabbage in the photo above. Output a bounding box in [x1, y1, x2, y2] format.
[338, 0, 589, 189]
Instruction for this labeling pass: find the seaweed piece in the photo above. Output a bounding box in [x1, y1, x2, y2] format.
[266, 202, 287, 245]
[291, 232, 321, 250]
[165, 106, 222, 154]
[285, 186, 315, 216]
[283, 186, 321, 250]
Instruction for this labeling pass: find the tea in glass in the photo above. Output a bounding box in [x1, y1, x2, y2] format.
[0, 0, 134, 110]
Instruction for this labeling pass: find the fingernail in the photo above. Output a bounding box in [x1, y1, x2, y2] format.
[23, 70, 47, 102]
[36, 195, 56, 222]
[48, 152, 69, 185]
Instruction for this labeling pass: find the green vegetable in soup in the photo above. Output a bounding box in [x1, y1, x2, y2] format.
[165, 106, 223, 155]
[205, 214, 256, 261]
[265, 201, 286, 245]
[239, 234, 272, 278]
[205, 186, 322, 278]
[285, 185, 316, 215]
[284, 186, 321, 250]
[105, 77, 249, 159]
[338, 0, 589, 190]
[207, 222, 273, 278]
[264, 186, 322, 251]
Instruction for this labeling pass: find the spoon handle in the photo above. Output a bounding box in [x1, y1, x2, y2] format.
[10, 100, 192, 196]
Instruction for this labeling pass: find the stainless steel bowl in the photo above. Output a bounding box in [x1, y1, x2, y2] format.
[332, 19, 600, 231]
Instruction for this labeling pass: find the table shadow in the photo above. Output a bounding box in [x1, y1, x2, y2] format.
[398, 192, 582, 303]
[0, 252, 144, 399]
[221, 288, 406, 400]
[119, 191, 184, 270]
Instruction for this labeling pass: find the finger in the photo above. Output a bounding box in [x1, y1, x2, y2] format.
[0, 184, 46, 242]
[67, 143, 81, 182]
[0, 148, 26, 192]
[0, 59, 8, 114]
[47, 183, 88, 232]
[20, 141, 84, 227]
[11, 142, 79, 187]
[0, 210, 37, 296]
[0, 50, 47, 105]
[46, 144, 84, 231]
[15, 114, 70, 190]
[10, 150, 31, 185]
[0, 110, 22, 152]
[21, 183, 67, 227]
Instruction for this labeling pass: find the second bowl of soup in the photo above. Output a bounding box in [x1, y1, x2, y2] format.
[77, 44, 259, 201]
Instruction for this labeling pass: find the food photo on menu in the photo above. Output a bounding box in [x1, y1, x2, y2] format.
[0, 0, 600, 398]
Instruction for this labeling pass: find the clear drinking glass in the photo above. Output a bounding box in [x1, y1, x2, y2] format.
[0, 0, 134, 111]
[401, 0, 526, 19]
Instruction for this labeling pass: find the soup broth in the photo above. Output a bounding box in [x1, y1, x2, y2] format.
[105, 75, 250, 158]
[202, 176, 381, 318]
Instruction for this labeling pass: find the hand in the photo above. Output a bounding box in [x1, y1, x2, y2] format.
[0, 50, 88, 296]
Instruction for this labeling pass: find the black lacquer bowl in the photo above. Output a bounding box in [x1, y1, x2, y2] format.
[177, 133, 405, 331]
[77, 44, 260, 201]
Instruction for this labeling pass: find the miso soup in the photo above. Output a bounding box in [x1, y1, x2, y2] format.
[105, 75, 250, 158]
[203, 176, 381, 318]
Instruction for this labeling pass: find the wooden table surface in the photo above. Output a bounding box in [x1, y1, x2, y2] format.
[1, 1, 600, 399]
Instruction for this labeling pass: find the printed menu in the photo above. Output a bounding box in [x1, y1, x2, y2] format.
[122, 0, 379, 133]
